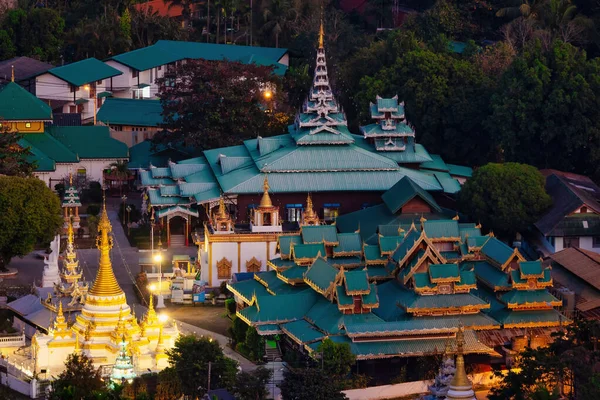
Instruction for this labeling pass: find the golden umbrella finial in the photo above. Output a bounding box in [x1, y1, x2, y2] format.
[318, 18, 325, 49]
[11, 65, 14, 82]
[259, 175, 273, 208]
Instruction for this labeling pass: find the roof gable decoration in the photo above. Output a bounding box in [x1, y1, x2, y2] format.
[382, 176, 442, 215]
[391, 229, 447, 279]
[400, 246, 444, 286]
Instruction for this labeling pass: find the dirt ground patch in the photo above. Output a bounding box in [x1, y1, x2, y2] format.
[165, 304, 232, 337]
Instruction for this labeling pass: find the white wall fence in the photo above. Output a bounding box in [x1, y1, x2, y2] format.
[0, 333, 26, 348]
[0, 357, 46, 398]
[342, 371, 503, 400]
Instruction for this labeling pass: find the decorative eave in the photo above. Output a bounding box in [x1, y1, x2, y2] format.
[506, 300, 562, 310]
[402, 303, 491, 314]
[498, 248, 527, 271]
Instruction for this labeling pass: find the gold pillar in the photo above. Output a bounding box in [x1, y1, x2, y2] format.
[266, 242, 270, 270]
[208, 242, 213, 286]
[237, 242, 241, 273]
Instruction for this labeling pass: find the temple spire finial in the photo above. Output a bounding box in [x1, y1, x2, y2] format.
[259, 175, 273, 208]
[11, 65, 14, 82]
[445, 323, 476, 400]
[318, 16, 324, 49]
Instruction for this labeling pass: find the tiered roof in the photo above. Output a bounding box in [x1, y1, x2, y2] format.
[139, 26, 471, 207]
[228, 180, 566, 359]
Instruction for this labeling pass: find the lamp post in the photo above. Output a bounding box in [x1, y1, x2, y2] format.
[154, 253, 165, 309]
[263, 90, 273, 113]
[83, 84, 97, 125]
[121, 195, 127, 226]
[126, 206, 131, 235]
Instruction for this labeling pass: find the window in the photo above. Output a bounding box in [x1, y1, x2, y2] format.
[69, 105, 77, 113]
[564, 237, 580, 249]
[96, 80, 102, 85]
[158, 65, 162, 71]
[132, 69, 138, 79]
[594, 237, 600, 248]
[217, 257, 232, 280]
[286, 204, 303, 222]
[77, 168, 86, 178]
[25, 123, 31, 128]
[323, 203, 340, 222]
[70, 85, 77, 93]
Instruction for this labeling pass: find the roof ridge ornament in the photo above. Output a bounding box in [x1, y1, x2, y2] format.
[11, 65, 14, 82]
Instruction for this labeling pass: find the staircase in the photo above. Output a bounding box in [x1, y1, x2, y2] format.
[170, 235, 185, 248]
[265, 340, 282, 362]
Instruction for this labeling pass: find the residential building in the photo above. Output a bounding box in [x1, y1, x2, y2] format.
[0, 79, 128, 186]
[97, 98, 164, 147]
[32, 58, 122, 122]
[134, 0, 201, 27]
[0, 56, 53, 86]
[535, 169, 600, 254]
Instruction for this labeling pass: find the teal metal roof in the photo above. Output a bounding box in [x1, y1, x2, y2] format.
[362, 284, 379, 305]
[0, 82, 52, 121]
[301, 225, 338, 244]
[291, 124, 356, 145]
[268, 258, 297, 270]
[292, 243, 326, 260]
[97, 98, 164, 127]
[423, 220, 460, 239]
[379, 236, 404, 254]
[344, 270, 369, 293]
[364, 245, 387, 264]
[278, 235, 302, 257]
[493, 309, 566, 327]
[413, 273, 435, 289]
[305, 297, 345, 334]
[366, 266, 391, 279]
[48, 126, 128, 159]
[420, 154, 449, 172]
[377, 97, 399, 111]
[519, 261, 543, 277]
[467, 236, 490, 248]
[382, 176, 442, 214]
[481, 238, 515, 266]
[48, 58, 122, 86]
[472, 261, 510, 289]
[459, 224, 482, 241]
[110, 40, 288, 74]
[228, 278, 269, 304]
[447, 164, 473, 178]
[25, 144, 56, 171]
[238, 291, 319, 324]
[333, 233, 362, 255]
[429, 264, 460, 281]
[500, 290, 560, 307]
[257, 324, 282, 335]
[282, 319, 325, 344]
[279, 265, 306, 281]
[304, 257, 338, 293]
[390, 229, 421, 263]
[336, 286, 353, 306]
[360, 123, 414, 137]
[128, 141, 198, 169]
[460, 269, 477, 286]
[432, 172, 462, 194]
[20, 132, 78, 163]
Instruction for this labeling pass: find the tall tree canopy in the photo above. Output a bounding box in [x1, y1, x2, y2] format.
[0, 176, 62, 271]
[155, 59, 289, 150]
[48, 353, 107, 400]
[458, 162, 552, 239]
[0, 128, 35, 176]
[279, 368, 348, 400]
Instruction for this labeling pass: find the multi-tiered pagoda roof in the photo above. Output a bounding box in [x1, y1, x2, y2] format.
[139, 24, 471, 208]
[227, 177, 567, 360]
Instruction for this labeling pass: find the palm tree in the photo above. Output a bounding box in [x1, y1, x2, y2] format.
[107, 160, 132, 197]
[261, 0, 297, 48]
[496, 0, 545, 21]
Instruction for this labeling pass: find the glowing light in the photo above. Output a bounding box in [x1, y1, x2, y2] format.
[153, 254, 163, 263]
[83, 84, 90, 91]
[263, 90, 272, 99]
[159, 314, 168, 323]
[149, 284, 156, 292]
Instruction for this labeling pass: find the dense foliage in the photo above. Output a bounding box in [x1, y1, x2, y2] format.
[155, 59, 289, 149]
[279, 367, 348, 400]
[48, 353, 106, 400]
[0, 128, 35, 176]
[0, 176, 62, 271]
[458, 163, 552, 239]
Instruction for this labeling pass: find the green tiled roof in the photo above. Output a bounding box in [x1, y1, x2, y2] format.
[301, 225, 338, 244]
[48, 126, 128, 159]
[364, 245, 387, 264]
[333, 233, 362, 256]
[336, 286, 353, 306]
[429, 264, 460, 281]
[344, 270, 369, 294]
[459, 269, 477, 286]
[519, 261, 543, 277]
[433, 172, 462, 194]
[304, 257, 338, 293]
[0, 82, 52, 121]
[278, 235, 302, 257]
[25, 144, 55, 171]
[459, 224, 481, 241]
[268, 258, 297, 270]
[48, 58, 122, 86]
[413, 273, 435, 289]
[305, 297, 344, 334]
[228, 278, 269, 304]
[379, 236, 404, 254]
[423, 220, 460, 239]
[292, 243, 326, 260]
[20, 133, 78, 163]
[329, 257, 363, 268]
[291, 124, 356, 145]
[382, 176, 441, 214]
[481, 237, 515, 266]
[279, 265, 306, 281]
[97, 98, 164, 127]
[238, 291, 319, 324]
[376, 96, 399, 111]
[447, 164, 473, 178]
[420, 154, 449, 172]
[390, 229, 421, 262]
[500, 290, 560, 308]
[467, 236, 490, 248]
[493, 309, 567, 328]
[282, 319, 325, 344]
[362, 284, 379, 305]
[111, 40, 288, 74]
[366, 266, 391, 279]
[471, 261, 510, 289]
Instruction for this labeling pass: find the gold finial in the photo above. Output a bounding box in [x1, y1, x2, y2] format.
[69, 173, 73, 186]
[11, 65, 14, 82]
[57, 300, 64, 318]
[259, 175, 273, 208]
[318, 18, 324, 49]
[88, 191, 125, 298]
[475, 221, 482, 229]
[217, 196, 229, 220]
[452, 213, 459, 221]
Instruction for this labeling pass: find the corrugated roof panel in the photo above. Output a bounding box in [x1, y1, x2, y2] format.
[49, 58, 122, 86]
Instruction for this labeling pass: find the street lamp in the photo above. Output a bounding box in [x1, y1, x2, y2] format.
[121, 195, 127, 226]
[83, 84, 97, 125]
[153, 253, 165, 309]
[126, 206, 131, 235]
[263, 90, 272, 99]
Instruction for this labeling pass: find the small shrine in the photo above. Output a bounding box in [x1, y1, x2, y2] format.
[62, 175, 82, 230]
[55, 213, 89, 306]
[301, 194, 320, 226]
[251, 176, 281, 233]
[213, 197, 233, 233]
[110, 337, 136, 386]
[445, 326, 476, 400]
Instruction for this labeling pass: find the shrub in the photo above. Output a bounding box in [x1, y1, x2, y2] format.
[86, 204, 100, 216]
[225, 298, 236, 316]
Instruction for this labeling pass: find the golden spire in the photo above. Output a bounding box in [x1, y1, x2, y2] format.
[259, 175, 273, 208]
[217, 196, 229, 220]
[318, 18, 324, 49]
[447, 324, 474, 397]
[10, 65, 14, 82]
[305, 194, 315, 217]
[88, 195, 125, 297]
[69, 172, 73, 186]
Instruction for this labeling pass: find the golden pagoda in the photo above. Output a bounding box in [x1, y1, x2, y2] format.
[213, 196, 233, 232]
[252, 175, 281, 232]
[301, 194, 320, 226]
[445, 325, 476, 400]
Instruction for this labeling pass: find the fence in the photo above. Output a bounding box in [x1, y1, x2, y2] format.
[0, 333, 26, 348]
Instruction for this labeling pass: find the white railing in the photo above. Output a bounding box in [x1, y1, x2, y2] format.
[0, 333, 25, 348]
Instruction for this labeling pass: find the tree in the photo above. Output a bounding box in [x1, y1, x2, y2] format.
[318, 338, 356, 378]
[261, 0, 298, 48]
[155, 59, 288, 150]
[0, 126, 35, 176]
[279, 368, 348, 400]
[233, 367, 272, 400]
[0, 30, 16, 60]
[0, 176, 62, 271]
[458, 162, 552, 239]
[244, 326, 265, 361]
[120, 8, 132, 43]
[167, 334, 239, 397]
[155, 367, 183, 400]
[121, 376, 148, 400]
[487, 40, 600, 178]
[48, 353, 107, 400]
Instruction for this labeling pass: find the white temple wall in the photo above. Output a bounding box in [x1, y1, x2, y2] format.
[206, 240, 278, 286]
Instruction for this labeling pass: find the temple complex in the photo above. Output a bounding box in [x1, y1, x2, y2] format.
[30, 201, 178, 376]
[138, 21, 472, 257]
[227, 178, 567, 360]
